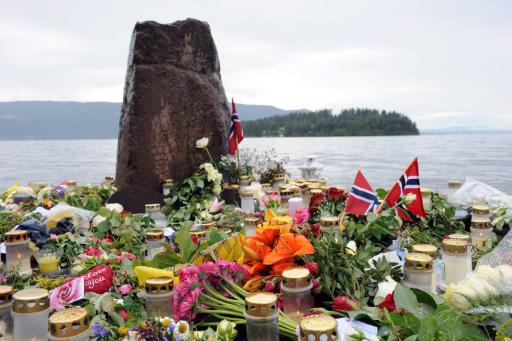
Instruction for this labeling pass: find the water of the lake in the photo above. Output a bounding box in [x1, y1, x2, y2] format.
[1, 133, 511, 193]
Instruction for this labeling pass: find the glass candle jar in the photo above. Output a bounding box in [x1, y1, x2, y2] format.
[446, 179, 462, 205]
[244, 292, 279, 341]
[261, 183, 272, 194]
[65, 180, 77, 193]
[12, 288, 49, 341]
[239, 175, 252, 188]
[288, 197, 305, 216]
[145, 204, 168, 229]
[145, 277, 173, 319]
[244, 217, 259, 237]
[4, 231, 32, 276]
[161, 179, 174, 196]
[48, 307, 90, 341]
[0, 285, 13, 341]
[404, 253, 434, 292]
[240, 189, 255, 213]
[470, 219, 492, 249]
[420, 188, 432, 211]
[299, 314, 339, 341]
[103, 176, 115, 187]
[34, 248, 62, 275]
[146, 230, 165, 260]
[319, 216, 339, 234]
[471, 204, 490, 222]
[272, 173, 285, 190]
[441, 239, 469, 286]
[448, 234, 472, 274]
[279, 189, 294, 210]
[282, 267, 313, 322]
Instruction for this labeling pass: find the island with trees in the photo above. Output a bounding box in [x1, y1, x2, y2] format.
[243, 108, 419, 137]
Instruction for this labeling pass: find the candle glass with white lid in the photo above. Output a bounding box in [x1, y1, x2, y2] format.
[103, 176, 115, 187]
[412, 244, 439, 291]
[319, 216, 340, 234]
[272, 173, 285, 190]
[446, 179, 462, 205]
[4, 230, 32, 276]
[0, 285, 14, 341]
[282, 267, 313, 322]
[471, 204, 490, 222]
[447, 233, 473, 273]
[441, 239, 470, 286]
[240, 189, 255, 213]
[244, 292, 279, 341]
[420, 188, 433, 211]
[145, 277, 173, 319]
[145, 203, 168, 229]
[161, 179, 174, 196]
[298, 314, 339, 341]
[404, 253, 434, 293]
[470, 219, 492, 249]
[12, 288, 50, 341]
[48, 307, 90, 341]
[244, 217, 259, 237]
[145, 230, 165, 260]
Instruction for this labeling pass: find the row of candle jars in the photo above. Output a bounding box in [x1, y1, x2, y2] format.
[470, 204, 492, 249]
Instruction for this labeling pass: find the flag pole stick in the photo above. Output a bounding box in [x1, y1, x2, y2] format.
[235, 136, 241, 180]
[339, 209, 347, 233]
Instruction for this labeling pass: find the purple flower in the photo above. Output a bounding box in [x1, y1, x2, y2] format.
[92, 322, 109, 337]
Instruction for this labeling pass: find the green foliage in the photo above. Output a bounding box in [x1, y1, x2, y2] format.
[244, 108, 419, 137]
[0, 210, 23, 240]
[62, 185, 115, 210]
[46, 233, 89, 268]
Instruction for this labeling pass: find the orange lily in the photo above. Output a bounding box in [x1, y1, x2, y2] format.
[264, 233, 314, 270]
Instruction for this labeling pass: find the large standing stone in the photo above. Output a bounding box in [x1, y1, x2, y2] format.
[115, 18, 230, 200]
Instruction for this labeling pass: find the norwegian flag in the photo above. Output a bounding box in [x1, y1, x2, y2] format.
[345, 170, 379, 216]
[228, 98, 244, 155]
[383, 158, 425, 222]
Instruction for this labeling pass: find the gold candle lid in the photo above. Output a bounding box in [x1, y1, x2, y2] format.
[261, 183, 272, 190]
[0, 285, 13, 306]
[244, 217, 259, 226]
[273, 173, 285, 181]
[240, 189, 254, 198]
[145, 277, 173, 294]
[163, 179, 174, 185]
[49, 307, 89, 338]
[279, 189, 294, 197]
[4, 230, 29, 243]
[412, 244, 438, 258]
[245, 292, 277, 318]
[442, 239, 468, 256]
[201, 221, 217, 230]
[471, 219, 492, 229]
[67, 180, 77, 186]
[239, 175, 251, 185]
[282, 267, 311, 288]
[420, 188, 432, 196]
[145, 203, 161, 211]
[12, 288, 49, 313]
[448, 180, 462, 189]
[472, 204, 490, 216]
[309, 188, 323, 195]
[448, 233, 470, 241]
[105, 176, 114, 181]
[320, 216, 339, 227]
[222, 183, 239, 190]
[190, 229, 209, 238]
[299, 314, 338, 340]
[266, 190, 279, 196]
[405, 253, 433, 271]
[146, 230, 164, 240]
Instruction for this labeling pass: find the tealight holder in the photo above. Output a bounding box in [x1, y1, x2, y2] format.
[471, 204, 490, 222]
[34, 248, 62, 275]
[244, 217, 259, 237]
[441, 239, 469, 286]
[4, 230, 32, 276]
[161, 179, 174, 196]
[279, 189, 295, 210]
[48, 307, 90, 341]
[261, 183, 272, 194]
[145, 203, 167, 229]
[65, 180, 77, 193]
[299, 314, 339, 341]
[0, 285, 13, 340]
[404, 253, 434, 293]
[272, 173, 285, 190]
[145, 277, 173, 319]
[244, 292, 279, 341]
[319, 216, 339, 234]
[103, 176, 115, 187]
[12, 288, 49, 341]
[240, 189, 255, 213]
[146, 230, 165, 260]
[470, 219, 492, 249]
[282, 267, 313, 322]
[420, 188, 432, 211]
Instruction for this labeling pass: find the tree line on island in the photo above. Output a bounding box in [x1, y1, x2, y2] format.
[243, 108, 419, 137]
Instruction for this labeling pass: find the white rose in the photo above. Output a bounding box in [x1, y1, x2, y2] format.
[474, 265, 502, 288]
[345, 240, 357, 255]
[465, 276, 497, 301]
[496, 264, 512, 286]
[105, 203, 124, 213]
[402, 193, 417, 205]
[195, 137, 209, 149]
[374, 276, 397, 305]
[92, 215, 107, 227]
[445, 284, 472, 310]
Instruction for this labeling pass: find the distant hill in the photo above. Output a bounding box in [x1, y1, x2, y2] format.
[244, 109, 419, 137]
[0, 101, 301, 140]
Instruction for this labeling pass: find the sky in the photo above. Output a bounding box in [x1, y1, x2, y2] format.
[1, 0, 511, 129]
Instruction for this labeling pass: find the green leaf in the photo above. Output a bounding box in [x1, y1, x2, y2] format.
[96, 220, 110, 234]
[367, 212, 378, 223]
[110, 215, 122, 227]
[418, 315, 437, 341]
[394, 284, 419, 313]
[175, 227, 196, 262]
[108, 311, 125, 326]
[207, 230, 224, 245]
[85, 303, 96, 317]
[196, 179, 204, 189]
[404, 336, 418, 341]
[411, 288, 438, 309]
[152, 252, 182, 267]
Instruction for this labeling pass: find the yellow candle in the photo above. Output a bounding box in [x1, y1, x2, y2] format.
[37, 254, 59, 274]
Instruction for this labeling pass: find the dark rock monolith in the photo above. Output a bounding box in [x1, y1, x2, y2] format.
[115, 18, 230, 209]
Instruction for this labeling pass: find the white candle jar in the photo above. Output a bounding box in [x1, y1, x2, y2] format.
[279, 189, 294, 210]
[446, 180, 462, 205]
[441, 239, 469, 286]
[261, 183, 272, 194]
[145, 277, 173, 319]
[0, 285, 13, 341]
[240, 189, 255, 213]
[161, 179, 174, 196]
[299, 184, 311, 207]
[404, 253, 434, 292]
[470, 219, 492, 249]
[412, 244, 439, 291]
[288, 197, 305, 216]
[448, 234, 473, 273]
[272, 173, 285, 190]
[48, 307, 90, 341]
[145, 203, 168, 229]
[471, 204, 490, 222]
[146, 230, 165, 260]
[299, 314, 339, 341]
[244, 217, 259, 237]
[420, 188, 432, 211]
[65, 180, 77, 193]
[103, 176, 115, 187]
[12, 288, 49, 341]
[282, 267, 313, 322]
[4, 231, 32, 276]
[319, 216, 339, 234]
[244, 292, 279, 341]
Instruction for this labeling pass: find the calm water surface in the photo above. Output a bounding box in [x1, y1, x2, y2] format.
[0, 134, 511, 193]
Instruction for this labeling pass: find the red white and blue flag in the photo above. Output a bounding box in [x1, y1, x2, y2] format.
[228, 98, 244, 155]
[345, 170, 379, 216]
[383, 158, 425, 222]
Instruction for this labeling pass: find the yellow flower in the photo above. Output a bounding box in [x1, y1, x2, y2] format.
[119, 326, 128, 335]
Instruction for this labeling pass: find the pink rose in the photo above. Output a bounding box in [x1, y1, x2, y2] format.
[303, 262, 319, 275]
[49, 234, 58, 241]
[120, 252, 136, 261]
[119, 284, 132, 295]
[50, 277, 85, 310]
[293, 207, 310, 224]
[84, 247, 103, 257]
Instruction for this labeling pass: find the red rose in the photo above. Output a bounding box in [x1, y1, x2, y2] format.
[263, 282, 275, 292]
[378, 292, 397, 312]
[118, 309, 128, 321]
[303, 262, 319, 275]
[309, 193, 325, 208]
[332, 296, 359, 311]
[84, 247, 103, 257]
[327, 187, 345, 202]
[120, 210, 130, 218]
[310, 223, 321, 238]
[311, 279, 321, 295]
